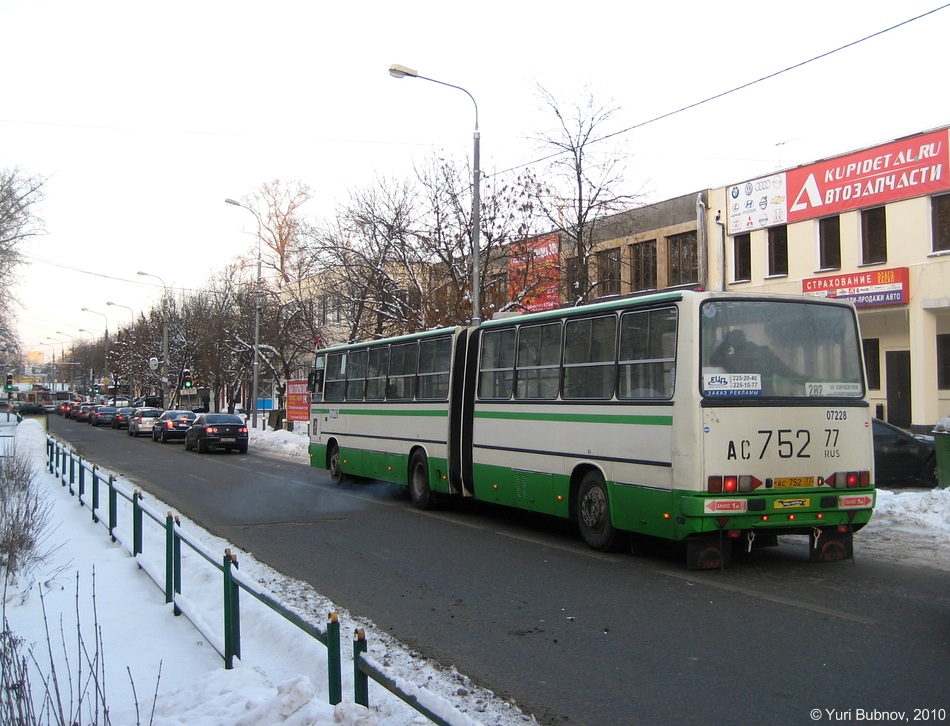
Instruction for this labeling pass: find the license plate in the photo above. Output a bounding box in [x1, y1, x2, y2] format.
[774, 477, 815, 488]
[221, 437, 236, 443]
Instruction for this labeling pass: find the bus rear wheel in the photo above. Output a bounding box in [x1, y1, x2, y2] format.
[409, 451, 434, 509]
[577, 471, 624, 551]
[328, 443, 343, 486]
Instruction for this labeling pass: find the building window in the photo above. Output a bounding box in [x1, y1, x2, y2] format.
[565, 256, 584, 300]
[819, 216, 841, 270]
[932, 193, 950, 253]
[630, 239, 657, 291]
[768, 225, 788, 276]
[733, 233, 751, 282]
[861, 206, 887, 264]
[863, 338, 881, 390]
[938, 334, 950, 390]
[668, 231, 698, 286]
[594, 247, 621, 297]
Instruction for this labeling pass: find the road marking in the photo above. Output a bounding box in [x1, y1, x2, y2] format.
[657, 570, 877, 624]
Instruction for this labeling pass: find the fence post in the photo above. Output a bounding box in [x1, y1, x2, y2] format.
[327, 613, 342, 705]
[223, 549, 241, 669]
[75, 458, 82, 498]
[173, 516, 182, 614]
[353, 628, 368, 707]
[69, 454, 75, 492]
[132, 490, 143, 557]
[89, 464, 97, 520]
[108, 475, 117, 541]
[165, 512, 175, 605]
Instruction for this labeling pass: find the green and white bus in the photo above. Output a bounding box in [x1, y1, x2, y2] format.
[308, 290, 875, 568]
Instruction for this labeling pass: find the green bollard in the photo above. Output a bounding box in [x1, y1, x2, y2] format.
[327, 613, 342, 705]
[353, 628, 368, 707]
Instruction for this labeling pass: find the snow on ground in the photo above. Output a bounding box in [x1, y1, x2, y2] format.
[2, 417, 949, 725]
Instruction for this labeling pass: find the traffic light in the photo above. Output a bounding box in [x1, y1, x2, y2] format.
[183, 369, 193, 388]
[5, 373, 12, 392]
[93, 383, 101, 395]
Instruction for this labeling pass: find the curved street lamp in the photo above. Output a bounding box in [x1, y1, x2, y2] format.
[107, 301, 136, 404]
[225, 198, 263, 428]
[389, 63, 481, 325]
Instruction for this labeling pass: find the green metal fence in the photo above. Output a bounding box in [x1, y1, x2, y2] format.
[45, 434, 466, 725]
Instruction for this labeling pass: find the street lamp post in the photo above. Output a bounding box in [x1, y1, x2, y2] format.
[46, 337, 63, 389]
[389, 63, 481, 325]
[81, 307, 109, 394]
[137, 272, 170, 409]
[107, 301, 136, 404]
[56, 331, 76, 391]
[224, 198, 263, 428]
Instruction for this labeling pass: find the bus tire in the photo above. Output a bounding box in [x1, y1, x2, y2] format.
[328, 443, 343, 486]
[409, 450, 434, 509]
[577, 471, 624, 551]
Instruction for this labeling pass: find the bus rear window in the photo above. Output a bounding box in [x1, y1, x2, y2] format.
[700, 299, 865, 399]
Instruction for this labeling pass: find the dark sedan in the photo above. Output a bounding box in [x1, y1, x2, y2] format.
[89, 406, 117, 427]
[872, 418, 937, 488]
[112, 406, 135, 429]
[152, 410, 197, 443]
[184, 413, 249, 454]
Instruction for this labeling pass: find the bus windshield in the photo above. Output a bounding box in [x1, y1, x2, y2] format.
[700, 298, 865, 399]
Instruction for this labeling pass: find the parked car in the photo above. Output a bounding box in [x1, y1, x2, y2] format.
[184, 413, 249, 454]
[152, 410, 197, 443]
[872, 418, 937, 488]
[112, 406, 135, 429]
[89, 406, 117, 427]
[128, 407, 163, 437]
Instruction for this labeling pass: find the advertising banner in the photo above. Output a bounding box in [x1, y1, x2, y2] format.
[802, 267, 909, 307]
[286, 379, 311, 422]
[729, 127, 950, 234]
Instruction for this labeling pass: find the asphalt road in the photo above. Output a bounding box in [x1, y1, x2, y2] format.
[46, 414, 950, 725]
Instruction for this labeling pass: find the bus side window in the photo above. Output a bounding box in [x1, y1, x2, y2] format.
[515, 322, 560, 400]
[325, 353, 347, 402]
[387, 341, 418, 400]
[418, 336, 452, 400]
[346, 349, 368, 401]
[365, 346, 389, 401]
[618, 307, 677, 399]
[563, 315, 616, 399]
[310, 355, 326, 402]
[478, 328, 515, 399]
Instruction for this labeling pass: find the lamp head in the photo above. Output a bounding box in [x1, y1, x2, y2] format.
[389, 64, 418, 79]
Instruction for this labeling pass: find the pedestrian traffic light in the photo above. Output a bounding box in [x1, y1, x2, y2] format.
[5, 373, 12, 392]
[183, 369, 193, 388]
[93, 383, 101, 394]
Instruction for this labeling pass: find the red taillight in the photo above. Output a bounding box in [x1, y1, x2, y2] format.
[826, 471, 871, 489]
[723, 476, 738, 493]
[239, 427, 248, 434]
[708, 476, 723, 493]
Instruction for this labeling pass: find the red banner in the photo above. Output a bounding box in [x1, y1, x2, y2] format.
[802, 267, 909, 307]
[286, 379, 311, 422]
[509, 233, 561, 312]
[787, 128, 950, 223]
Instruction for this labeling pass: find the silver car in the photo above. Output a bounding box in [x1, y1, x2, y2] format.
[128, 407, 163, 437]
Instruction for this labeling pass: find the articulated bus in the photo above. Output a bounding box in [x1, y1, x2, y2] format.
[307, 290, 875, 569]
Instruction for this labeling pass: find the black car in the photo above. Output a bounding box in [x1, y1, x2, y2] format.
[89, 406, 117, 427]
[872, 418, 937, 488]
[152, 410, 197, 443]
[112, 406, 135, 429]
[184, 413, 249, 454]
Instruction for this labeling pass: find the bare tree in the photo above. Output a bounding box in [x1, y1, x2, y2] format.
[532, 84, 635, 306]
[239, 180, 312, 287]
[0, 169, 45, 355]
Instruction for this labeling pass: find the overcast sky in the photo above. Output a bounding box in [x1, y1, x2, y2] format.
[4, 0, 949, 361]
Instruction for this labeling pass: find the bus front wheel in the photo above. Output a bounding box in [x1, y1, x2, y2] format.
[577, 471, 624, 551]
[409, 451, 434, 509]
[328, 443, 343, 486]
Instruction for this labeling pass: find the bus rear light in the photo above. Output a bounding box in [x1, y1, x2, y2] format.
[738, 475, 762, 492]
[707, 476, 722, 493]
[825, 471, 869, 489]
[723, 476, 738, 493]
